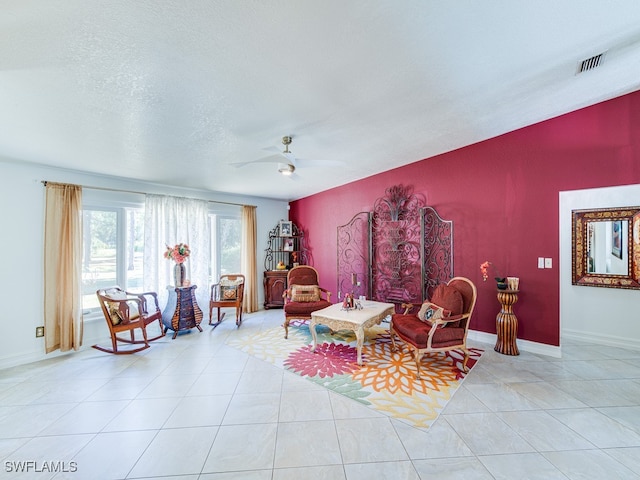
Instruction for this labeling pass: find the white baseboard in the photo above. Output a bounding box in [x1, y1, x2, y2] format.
[0, 348, 75, 371]
[468, 329, 562, 358]
[0, 327, 104, 371]
[562, 328, 640, 352]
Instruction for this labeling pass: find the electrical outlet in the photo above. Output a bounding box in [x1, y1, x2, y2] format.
[544, 258, 552, 268]
[35, 326, 44, 337]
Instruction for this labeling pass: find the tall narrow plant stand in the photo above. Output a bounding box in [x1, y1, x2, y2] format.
[495, 289, 520, 355]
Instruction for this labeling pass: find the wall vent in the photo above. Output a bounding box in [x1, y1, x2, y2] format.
[577, 52, 606, 74]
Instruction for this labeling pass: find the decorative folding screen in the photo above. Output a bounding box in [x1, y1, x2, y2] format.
[337, 185, 454, 308]
[371, 185, 425, 306]
[421, 206, 454, 300]
[337, 212, 372, 300]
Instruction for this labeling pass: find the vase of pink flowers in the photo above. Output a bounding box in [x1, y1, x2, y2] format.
[165, 243, 190, 287]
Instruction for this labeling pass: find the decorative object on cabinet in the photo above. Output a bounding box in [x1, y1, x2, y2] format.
[164, 243, 191, 287]
[279, 220, 293, 236]
[337, 185, 453, 310]
[572, 206, 640, 289]
[494, 288, 520, 355]
[283, 265, 332, 339]
[389, 277, 477, 379]
[94, 286, 164, 354]
[210, 274, 245, 328]
[162, 285, 204, 339]
[173, 263, 187, 287]
[263, 220, 309, 309]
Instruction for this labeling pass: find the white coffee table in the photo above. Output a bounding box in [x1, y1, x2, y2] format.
[309, 301, 395, 365]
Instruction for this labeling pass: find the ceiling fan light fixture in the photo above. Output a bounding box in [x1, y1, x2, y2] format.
[278, 162, 295, 176]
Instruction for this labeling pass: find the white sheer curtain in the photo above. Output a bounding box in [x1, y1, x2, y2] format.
[143, 194, 211, 312]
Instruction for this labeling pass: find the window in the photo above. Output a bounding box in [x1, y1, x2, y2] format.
[81, 190, 145, 315]
[81, 190, 242, 315]
[209, 209, 242, 282]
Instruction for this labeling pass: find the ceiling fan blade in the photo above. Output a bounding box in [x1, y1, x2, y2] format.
[282, 153, 297, 166]
[229, 154, 283, 168]
[261, 145, 296, 163]
[280, 152, 296, 165]
[297, 159, 348, 168]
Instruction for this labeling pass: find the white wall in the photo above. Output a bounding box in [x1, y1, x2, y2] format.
[560, 184, 640, 350]
[0, 159, 289, 369]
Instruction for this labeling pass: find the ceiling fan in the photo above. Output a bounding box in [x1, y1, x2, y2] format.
[231, 136, 345, 176]
[274, 135, 296, 176]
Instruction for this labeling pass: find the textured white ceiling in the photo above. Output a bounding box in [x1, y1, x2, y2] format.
[2, 1, 640, 200]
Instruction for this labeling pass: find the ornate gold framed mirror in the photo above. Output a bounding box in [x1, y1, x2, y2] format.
[572, 206, 640, 289]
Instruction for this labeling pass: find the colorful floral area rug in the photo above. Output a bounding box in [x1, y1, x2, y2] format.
[226, 320, 483, 429]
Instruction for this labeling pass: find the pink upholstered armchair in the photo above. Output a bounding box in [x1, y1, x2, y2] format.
[283, 265, 332, 339]
[390, 277, 477, 379]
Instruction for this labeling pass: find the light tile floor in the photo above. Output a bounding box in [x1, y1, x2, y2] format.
[1, 309, 640, 479]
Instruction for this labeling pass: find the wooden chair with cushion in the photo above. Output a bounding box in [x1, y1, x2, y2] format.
[94, 286, 164, 354]
[209, 274, 245, 327]
[390, 276, 477, 379]
[283, 265, 332, 339]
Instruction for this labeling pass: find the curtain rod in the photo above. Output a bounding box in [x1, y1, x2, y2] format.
[41, 181, 255, 208]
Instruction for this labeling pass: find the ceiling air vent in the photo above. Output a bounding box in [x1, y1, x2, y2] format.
[577, 52, 606, 74]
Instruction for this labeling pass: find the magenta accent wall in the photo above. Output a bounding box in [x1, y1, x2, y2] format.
[290, 89, 640, 347]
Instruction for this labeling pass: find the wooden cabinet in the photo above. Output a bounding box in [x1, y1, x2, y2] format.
[263, 270, 288, 309]
[162, 285, 204, 338]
